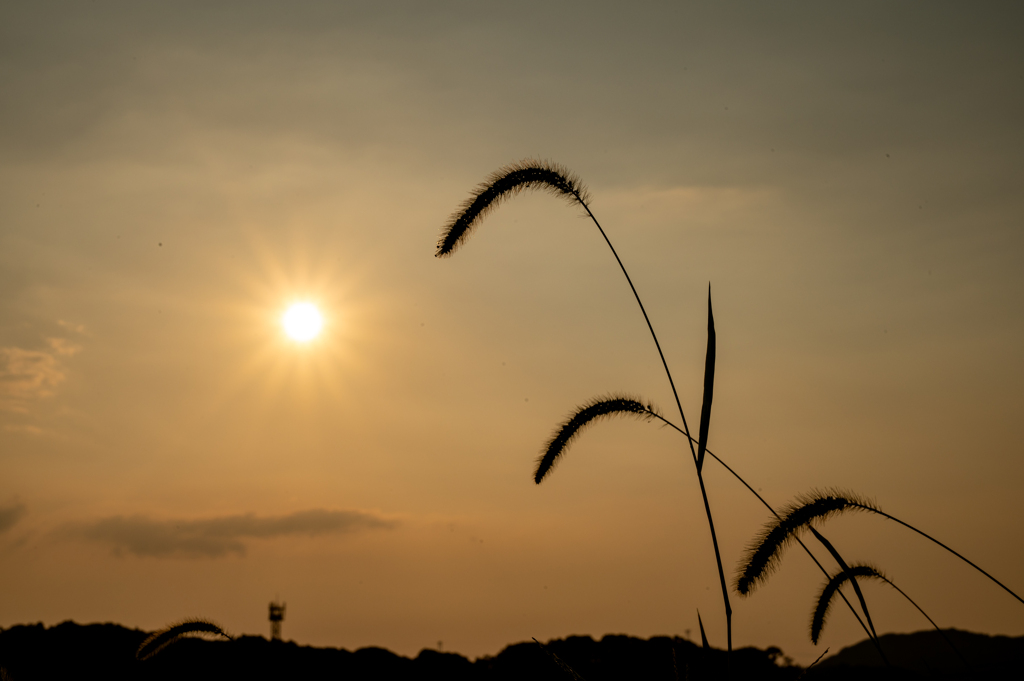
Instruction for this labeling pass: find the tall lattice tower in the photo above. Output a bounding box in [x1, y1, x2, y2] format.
[269, 601, 286, 641]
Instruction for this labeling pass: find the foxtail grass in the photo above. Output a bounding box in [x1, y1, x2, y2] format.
[436, 160, 589, 258]
[810, 563, 967, 668]
[736, 488, 1024, 606]
[735, 489, 879, 597]
[136, 618, 232, 661]
[806, 526, 886, 663]
[536, 395, 659, 484]
[812, 565, 879, 644]
[437, 160, 734, 649]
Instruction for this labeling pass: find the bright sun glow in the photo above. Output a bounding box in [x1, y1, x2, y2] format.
[282, 302, 323, 341]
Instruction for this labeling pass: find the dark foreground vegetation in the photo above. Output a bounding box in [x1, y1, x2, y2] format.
[1, 621, 1020, 680]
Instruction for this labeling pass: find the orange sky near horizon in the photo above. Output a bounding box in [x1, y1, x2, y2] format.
[1, 0, 1023, 665]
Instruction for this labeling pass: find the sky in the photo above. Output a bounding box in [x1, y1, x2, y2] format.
[1, 0, 1023, 665]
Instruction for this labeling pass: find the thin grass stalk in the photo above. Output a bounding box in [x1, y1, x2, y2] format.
[532, 637, 587, 681]
[809, 564, 967, 670]
[645, 411, 876, 642]
[843, 503, 1024, 606]
[573, 200, 695, 462]
[440, 161, 733, 650]
[795, 647, 829, 680]
[543, 396, 876, 646]
[813, 565, 969, 669]
[693, 292, 731, 652]
[583, 197, 734, 650]
[735, 490, 880, 595]
[735, 488, 1024, 608]
[872, 573, 969, 669]
[807, 527, 887, 665]
[545, 358, 981, 664]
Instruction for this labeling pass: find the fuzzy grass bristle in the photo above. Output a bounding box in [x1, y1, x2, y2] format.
[810, 564, 885, 644]
[535, 395, 659, 484]
[136, 618, 232, 661]
[436, 159, 590, 257]
[735, 488, 878, 596]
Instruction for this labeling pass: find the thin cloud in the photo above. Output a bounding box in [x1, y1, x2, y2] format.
[0, 346, 66, 412]
[3, 424, 43, 435]
[63, 509, 398, 558]
[0, 503, 27, 534]
[56, 320, 88, 335]
[46, 337, 82, 356]
[0, 338, 81, 413]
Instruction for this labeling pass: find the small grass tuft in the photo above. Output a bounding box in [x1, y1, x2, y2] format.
[136, 618, 232, 661]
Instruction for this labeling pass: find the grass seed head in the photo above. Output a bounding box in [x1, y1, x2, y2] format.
[535, 394, 659, 484]
[136, 618, 232, 661]
[811, 564, 886, 644]
[735, 488, 878, 595]
[436, 159, 590, 257]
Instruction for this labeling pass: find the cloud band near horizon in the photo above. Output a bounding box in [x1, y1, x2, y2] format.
[62, 508, 397, 558]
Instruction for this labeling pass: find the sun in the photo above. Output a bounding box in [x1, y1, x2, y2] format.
[282, 302, 323, 341]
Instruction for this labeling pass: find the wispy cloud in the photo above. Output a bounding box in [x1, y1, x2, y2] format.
[56, 320, 88, 335]
[0, 503, 27, 534]
[0, 338, 81, 414]
[62, 509, 398, 558]
[46, 337, 82, 357]
[3, 424, 43, 435]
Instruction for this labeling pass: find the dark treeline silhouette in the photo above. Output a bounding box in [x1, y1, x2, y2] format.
[1, 621, 1021, 680]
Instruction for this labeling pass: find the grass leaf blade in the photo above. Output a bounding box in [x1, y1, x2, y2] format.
[696, 286, 715, 473]
[697, 610, 710, 651]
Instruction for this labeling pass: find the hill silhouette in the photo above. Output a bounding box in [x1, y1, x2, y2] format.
[0, 621, 1020, 680]
[809, 628, 1024, 680]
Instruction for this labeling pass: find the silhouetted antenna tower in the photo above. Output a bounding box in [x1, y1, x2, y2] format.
[269, 601, 286, 641]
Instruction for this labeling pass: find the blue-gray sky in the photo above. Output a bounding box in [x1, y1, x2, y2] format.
[1, 0, 1022, 664]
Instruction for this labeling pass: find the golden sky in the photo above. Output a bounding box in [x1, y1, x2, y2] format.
[1, 0, 1022, 664]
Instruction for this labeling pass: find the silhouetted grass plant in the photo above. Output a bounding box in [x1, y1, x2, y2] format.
[543, 393, 884, 657]
[811, 563, 970, 670]
[436, 159, 1023, 666]
[136, 618, 232, 661]
[736, 488, 1024, 606]
[737, 487, 1024, 667]
[438, 160, 735, 650]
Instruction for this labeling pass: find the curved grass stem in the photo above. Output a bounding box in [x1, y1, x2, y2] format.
[573, 199, 732, 651]
[849, 504, 1024, 606]
[648, 412, 876, 645]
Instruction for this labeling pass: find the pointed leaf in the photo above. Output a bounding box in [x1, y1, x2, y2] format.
[696, 287, 715, 473]
[697, 610, 710, 652]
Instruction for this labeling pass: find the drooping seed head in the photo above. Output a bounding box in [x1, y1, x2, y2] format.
[735, 488, 879, 596]
[436, 159, 591, 257]
[136, 618, 232, 661]
[535, 395, 659, 484]
[811, 564, 886, 644]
